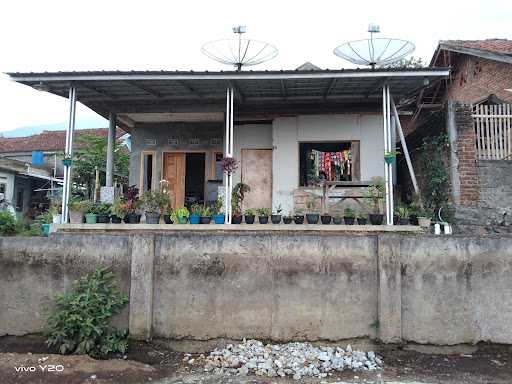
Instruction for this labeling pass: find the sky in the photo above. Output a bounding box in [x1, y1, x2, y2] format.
[0, 0, 511, 133]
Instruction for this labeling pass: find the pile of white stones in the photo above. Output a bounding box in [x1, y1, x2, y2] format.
[203, 339, 383, 380]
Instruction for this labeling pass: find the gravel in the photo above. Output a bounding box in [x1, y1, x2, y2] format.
[202, 339, 383, 380]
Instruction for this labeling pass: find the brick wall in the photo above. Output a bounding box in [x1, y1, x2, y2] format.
[447, 56, 512, 104]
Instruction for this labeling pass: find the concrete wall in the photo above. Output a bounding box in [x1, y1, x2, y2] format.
[272, 114, 385, 212]
[2, 232, 512, 346]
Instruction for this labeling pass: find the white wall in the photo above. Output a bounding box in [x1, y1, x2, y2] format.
[0, 171, 15, 203]
[272, 114, 385, 212]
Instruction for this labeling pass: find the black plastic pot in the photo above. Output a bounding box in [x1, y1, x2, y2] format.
[344, 217, 355, 225]
[163, 215, 173, 224]
[332, 216, 343, 225]
[271, 214, 282, 224]
[232, 215, 243, 224]
[369, 213, 384, 225]
[306, 213, 319, 224]
[357, 217, 368, 225]
[294, 215, 304, 224]
[399, 218, 410, 225]
[200, 216, 211, 224]
[321, 215, 331, 225]
[283, 217, 293, 224]
[96, 214, 110, 223]
[244, 215, 255, 224]
[111, 215, 122, 224]
[258, 216, 269, 224]
[409, 215, 418, 226]
[146, 212, 161, 224]
[126, 214, 141, 224]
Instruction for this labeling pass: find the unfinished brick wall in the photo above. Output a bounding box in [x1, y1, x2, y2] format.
[447, 56, 512, 104]
[455, 104, 479, 207]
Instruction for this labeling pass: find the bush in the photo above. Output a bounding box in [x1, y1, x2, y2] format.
[0, 212, 17, 235]
[45, 266, 129, 358]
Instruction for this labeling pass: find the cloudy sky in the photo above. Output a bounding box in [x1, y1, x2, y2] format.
[0, 0, 510, 132]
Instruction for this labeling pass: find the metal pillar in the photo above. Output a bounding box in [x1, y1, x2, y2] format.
[391, 98, 420, 195]
[60, 86, 77, 224]
[106, 112, 117, 187]
[224, 87, 234, 224]
[382, 85, 394, 225]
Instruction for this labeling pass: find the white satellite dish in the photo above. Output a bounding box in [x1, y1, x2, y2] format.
[201, 26, 278, 71]
[334, 24, 415, 68]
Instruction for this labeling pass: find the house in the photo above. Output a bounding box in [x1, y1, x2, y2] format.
[403, 39, 512, 230]
[8, 66, 449, 224]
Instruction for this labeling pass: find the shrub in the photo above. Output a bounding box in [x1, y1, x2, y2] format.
[0, 212, 17, 235]
[45, 266, 129, 358]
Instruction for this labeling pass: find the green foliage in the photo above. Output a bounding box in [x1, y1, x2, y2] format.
[93, 203, 111, 215]
[111, 198, 127, 218]
[294, 208, 304, 216]
[395, 205, 410, 219]
[344, 207, 355, 218]
[45, 266, 129, 358]
[365, 176, 385, 213]
[72, 135, 129, 198]
[171, 207, 189, 222]
[190, 203, 202, 216]
[200, 205, 212, 217]
[68, 197, 90, 213]
[214, 195, 223, 215]
[244, 208, 255, 216]
[421, 134, 450, 213]
[0, 212, 17, 235]
[141, 191, 169, 214]
[305, 197, 319, 213]
[231, 182, 250, 215]
[256, 207, 271, 217]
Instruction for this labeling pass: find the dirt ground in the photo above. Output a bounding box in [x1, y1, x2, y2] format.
[1, 335, 511, 384]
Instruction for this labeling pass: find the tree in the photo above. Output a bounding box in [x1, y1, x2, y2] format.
[382, 56, 425, 69]
[72, 135, 129, 198]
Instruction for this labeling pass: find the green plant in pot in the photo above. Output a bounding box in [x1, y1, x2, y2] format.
[141, 190, 169, 224]
[213, 195, 225, 224]
[163, 205, 174, 224]
[356, 211, 368, 225]
[231, 182, 250, 224]
[282, 211, 293, 224]
[110, 198, 127, 224]
[384, 150, 400, 165]
[171, 206, 189, 224]
[293, 208, 305, 224]
[395, 205, 411, 225]
[200, 205, 212, 224]
[49, 197, 62, 224]
[244, 208, 255, 224]
[343, 207, 356, 225]
[95, 203, 111, 223]
[305, 197, 320, 224]
[85, 201, 98, 224]
[68, 197, 89, 224]
[365, 176, 385, 225]
[189, 203, 202, 224]
[256, 207, 271, 224]
[332, 214, 343, 225]
[271, 204, 282, 224]
[320, 210, 331, 225]
[416, 207, 433, 228]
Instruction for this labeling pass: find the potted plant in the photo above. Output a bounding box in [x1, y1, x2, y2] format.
[189, 203, 202, 224]
[68, 197, 89, 224]
[213, 196, 225, 224]
[231, 182, 250, 224]
[220, 156, 239, 176]
[320, 211, 331, 225]
[39, 210, 53, 236]
[343, 207, 356, 225]
[293, 208, 304, 224]
[49, 197, 62, 224]
[163, 205, 174, 224]
[172, 207, 189, 224]
[123, 185, 141, 224]
[283, 212, 293, 224]
[356, 211, 368, 225]
[244, 208, 255, 224]
[332, 214, 343, 225]
[395, 206, 411, 225]
[200, 205, 212, 224]
[85, 201, 98, 224]
[94, 203, 111, 223]
[141, 190, 169, 224]
[384, 150, 400, 165]
[366, 176, 385, 225]
[257, 207, 271, 224]
[271, 204, 282, 224]
[111, 198, 126, 224]
[416, 207, 432, 228]
[305, 198, 320, 224]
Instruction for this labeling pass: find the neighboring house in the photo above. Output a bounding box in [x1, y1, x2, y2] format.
[8, 66, 449, 223]
[404, 39, 512, 229]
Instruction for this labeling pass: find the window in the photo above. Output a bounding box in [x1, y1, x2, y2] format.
[140, 152, 155, 192]
[213, 152, 224, 180]
[16, 188, 24, 211]
[0, 183, 5, 194]
[299, 142, 359, 186]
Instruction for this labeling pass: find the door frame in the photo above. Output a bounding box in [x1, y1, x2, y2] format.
[161, 150, 209, 206]
[139, 150, 157, 192]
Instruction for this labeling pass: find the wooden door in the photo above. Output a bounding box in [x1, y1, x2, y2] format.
[163, 153, 185, 208]
[241, 149, 272, 210]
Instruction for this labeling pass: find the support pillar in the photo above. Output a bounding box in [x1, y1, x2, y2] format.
[224, 87, 234, 224]
[106, 112, 116, 188]
[382, 85, 394, 225]
[60, 86, 77, 224]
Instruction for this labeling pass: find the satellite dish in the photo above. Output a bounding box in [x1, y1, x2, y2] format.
[201, 26, 278, 71]
[333, 24, 415, 68]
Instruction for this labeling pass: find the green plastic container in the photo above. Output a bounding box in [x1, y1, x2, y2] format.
[85, 213, 97, 224]
[42, 224, 51, 237]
